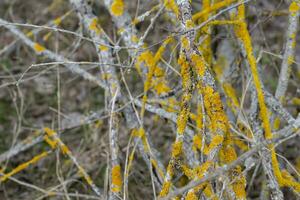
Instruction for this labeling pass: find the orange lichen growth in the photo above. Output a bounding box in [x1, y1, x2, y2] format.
[183, 161, 218, 199]
[233, 138, 249, 151]
[159, 181, 172, 197]
[181, 37, 190, 51]
[44, 127, 56, 136]
[111, 0, 124, 16]
[186, 190, 199, 200]
[154, 81, 171, 94]
[131, 127, 143, 138]
[193, 134, 202, 151]
[44, 127, 70, 155]
[154, 66, 164, 77]
[271, 148, 284, 184]
[164, 0, 179, 16]
[281, 170, 300, 192]
[53, 17, 62, 26]
[203, 183, 218, 200]
[89, 18, 102, 35]
[133, 127, 151, 153]
[231, 167, 247, 199]
[181, 164, 194, 179]
[194, 161, 213, 178]
[171, 141, 183, 157]
[178, 53, 190, 89]
[191, 54, 205, 77]
[234, 21, 272, 140]
[131, 35, 139, 43]
[176, 94, 192, 135]
[111, 165, 122, 192]
[139, 38, 173, 118]
[202, 86, 227, 133]
[174, 52, 193, 135]
[43, 135, 57, 149]
[126, 149, 136, 176]
[287, 55, 295, 66]
[220, 136, 247, 199]
[138, 51, 155, 115]
[0, 151, 49, 182]
[273, 117, 281, 130]
[203, 135, 224, 155]
[60, 144, 71, 155]
[154, 37, 173, 62]
[234, 6, 286, 192]
[34, 43, 46, 53]
[99, 45, 108, 51]
[150, 159, 164, 178]
[78, 166, 94, 186]
[289, 1, 300, 15]
[193, 0, 237, 21]
[186, 20, 194, 29]
[223, 83, 239, 111]
[292, 97, 300, 105]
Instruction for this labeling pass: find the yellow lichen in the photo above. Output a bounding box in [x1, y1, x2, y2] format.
[78, 166, 94, 186]
[220, 138, 247, 199]
[223, 83, 239, 111]
[289, 1, 300, 15]
[186, 20, 194, 29]
[34, 43, 46, 53]
[117, 27, 125, 35]
[159, 181, 171, 197]
[291, 97, 300, 105]
[185, 190, 198, 200]
[191, 54, 205, 77]
[99, 45, 108, 51]
[131, 35, 139, 43]
[203, 135, 224, 155]
[111, 0, 124, 16]
[43, 135, 57, 149]
[0, 151, 49, 182]
[165, 97, 178, 112]
[181, 37, 190, 50]
[231, 168, 247, 199]
[150, 159, 164, 178]
[203, 183, 218, 200]
[60, 144, 71, 155]
[233, 138, 249, 151]
[111, 165, 122, 192]
[194, 161, 212, 178]
[181, 164, 194, 179]
[178, 53, 190, 89]
[89, 18, 102, 35]
[281, 170, 300, 192]
[44, 127, 56, 136]
[154, 81, 171, 94]
[234, 7, 283, 191]
[273, 117, 281, 130]
[235, 21, 273, 140]
[53, 17, 62, 26]
[176, 93, 192, 134]
[202, 86, 227, 133]
[171, 141, 183, 157]
[164, 0, 179, 16]
[193, 134, 202, 151]
[193, 0, 236, 21]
